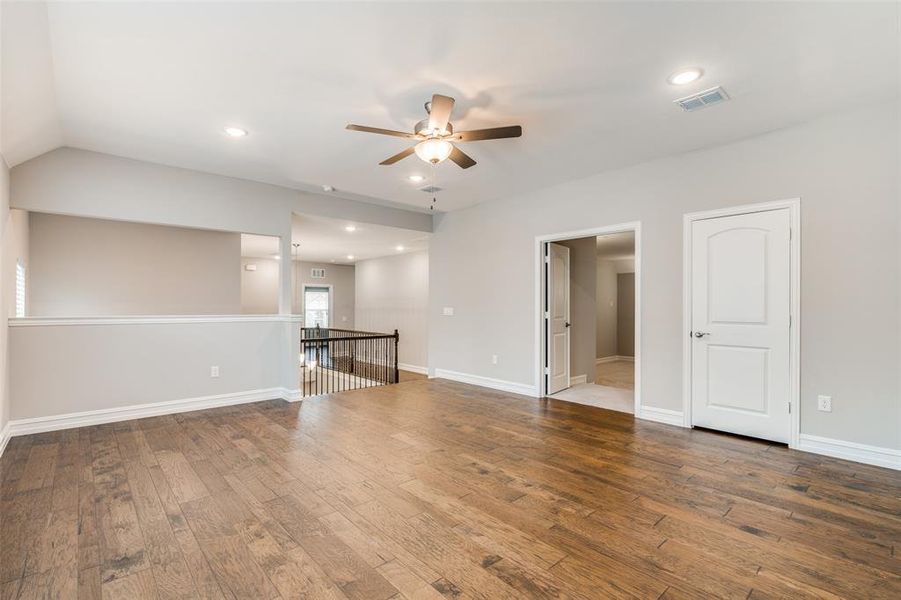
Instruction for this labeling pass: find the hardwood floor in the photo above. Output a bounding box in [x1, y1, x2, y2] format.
[1, 378, 899, 599]
[397, 369, 428, 383]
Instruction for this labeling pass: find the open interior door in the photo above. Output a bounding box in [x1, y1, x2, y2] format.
[547, 242, 571, 394]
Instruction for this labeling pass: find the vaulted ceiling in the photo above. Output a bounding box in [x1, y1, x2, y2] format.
[3, 2, 898, 212]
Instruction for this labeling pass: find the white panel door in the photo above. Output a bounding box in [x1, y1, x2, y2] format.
[691, 209, 791, 443]
[547, 243, 571, 394]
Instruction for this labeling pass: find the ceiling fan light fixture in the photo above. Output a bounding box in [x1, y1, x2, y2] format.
[414, 139, 453, 164]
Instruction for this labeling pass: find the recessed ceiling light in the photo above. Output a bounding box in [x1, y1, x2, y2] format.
[347, 255, 355, 260]
[408, 175, 424, 183]
[667, 68, 703, 86]
[345, 225, 356, 232]
[224, 126, 248, 137]
[395, 245, 405, 252]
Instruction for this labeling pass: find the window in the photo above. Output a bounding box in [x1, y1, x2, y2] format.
[15, 260, 26, 318]
[304, 286, 330, 328]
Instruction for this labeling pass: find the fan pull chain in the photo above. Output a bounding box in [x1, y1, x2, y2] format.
[429, 161, 439, 211]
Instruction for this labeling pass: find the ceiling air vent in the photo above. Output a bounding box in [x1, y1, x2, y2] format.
[420, 185, 442, 193]
[674, 86, 730, 112]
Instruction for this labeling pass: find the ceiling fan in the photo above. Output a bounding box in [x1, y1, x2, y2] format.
[346, 94, 522, 169]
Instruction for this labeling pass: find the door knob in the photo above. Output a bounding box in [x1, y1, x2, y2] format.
[565, 322, 571, 328]
[694, 331, 710, 338]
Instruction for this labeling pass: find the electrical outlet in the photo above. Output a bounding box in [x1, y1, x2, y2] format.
[491, 354, 498, 365]
[210, 366, 220, 378]
[817, 395, 832, 412]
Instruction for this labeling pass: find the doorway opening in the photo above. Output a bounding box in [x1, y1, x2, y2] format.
[536, 223, 641, 414]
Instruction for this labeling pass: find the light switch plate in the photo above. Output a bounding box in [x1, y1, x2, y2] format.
[210, 366, 220, 378]
[442, 307, 454, 316]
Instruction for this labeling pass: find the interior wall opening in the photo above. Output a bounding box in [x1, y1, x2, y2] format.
[540, 225, 640, 414]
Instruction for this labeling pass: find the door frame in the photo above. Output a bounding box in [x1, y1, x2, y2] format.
[302, 283, 334, 328]
[535, 221, 642, 415]
[682, 198, 801, 448]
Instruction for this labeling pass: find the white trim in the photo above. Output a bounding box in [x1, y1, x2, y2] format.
[638, 406, 685, 427]
[596, 355, 634, 364]
[569, 374, 588, 386]
[682, 198, 801, 448]
[398, 363, 429, 375]
[433, 369, 540, 398]
[535, 221, 642, 417]
[0, 423, 10, 458]
[281, 388, 302, 403]
[9, 314, 304, 327]
[7, 388, 294, 436]
[797, 434, 900, 471]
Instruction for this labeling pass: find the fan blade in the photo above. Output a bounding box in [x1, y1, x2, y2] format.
[427, 94, 455, 134]
[379, 146, 416, 165]
[453, 125, 522, 142]
[448, 146, 476, 169]
[346, 124, 417, 139]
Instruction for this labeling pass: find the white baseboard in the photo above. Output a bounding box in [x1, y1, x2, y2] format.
[281, 388, 302, 403]
[596, 355, 635, 364]
[7, 387, 294, 437]
[638, 406, 685, 427]
[797, 434, 900, 471]
[398, 363, 429, 375]
[432, 369, 539, 398]
[569, 374, 587, 386]
[0, 422, 10, 458]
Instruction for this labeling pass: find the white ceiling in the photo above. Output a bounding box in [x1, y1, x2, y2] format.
[240, 234, 281, 260]
[241, 215, 429, 264]
[3, 2, 898, 212]
[596, 232, 635, 260]
[290, 213, 429, 265]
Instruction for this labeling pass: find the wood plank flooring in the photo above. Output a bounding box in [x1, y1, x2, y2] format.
[1, 378, 899, 599]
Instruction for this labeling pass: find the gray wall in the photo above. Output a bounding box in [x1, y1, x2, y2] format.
[29, 213, 242, 316]
[617, 272, 635, 357]
[10, 320, 284, 419]
[3, 145, 430, 428]
[429, 102, 900, 450]
[0, 156, 9, 435]
[355, 251, 428, 370]
[294, 261, 355, 328]
[10, 148, 432, 237]
[240, 257, 280, 314]
[558, 238, 596, 382]
[596, 258, 618, 359]
[238, 259, 356, 322]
